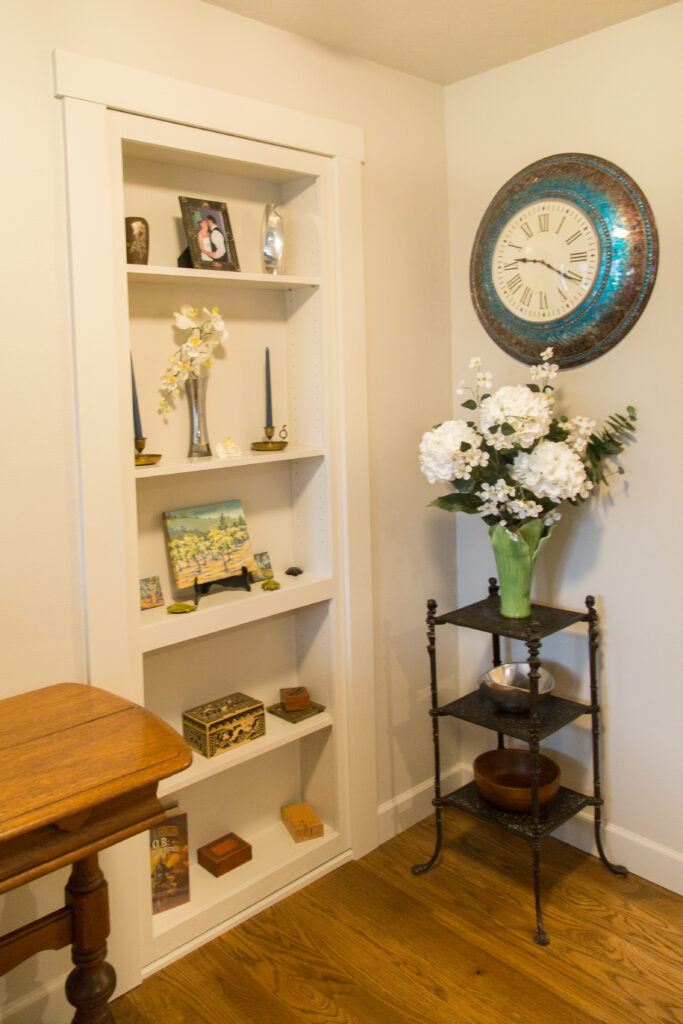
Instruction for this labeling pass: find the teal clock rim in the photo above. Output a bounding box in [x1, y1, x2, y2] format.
[470, 153, 658, 368]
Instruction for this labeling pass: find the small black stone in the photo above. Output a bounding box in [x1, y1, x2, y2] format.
[285, 566, 303, 576]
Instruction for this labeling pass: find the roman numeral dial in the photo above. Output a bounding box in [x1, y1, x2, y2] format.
[491, 200, 600, 323]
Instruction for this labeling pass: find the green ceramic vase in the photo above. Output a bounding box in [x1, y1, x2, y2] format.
[489, 519, 552, 618]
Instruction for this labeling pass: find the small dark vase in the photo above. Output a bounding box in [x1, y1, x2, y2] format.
[125, 217, 149, 265]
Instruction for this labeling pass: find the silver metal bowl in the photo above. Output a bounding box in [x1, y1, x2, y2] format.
[478, 662, 554, 713]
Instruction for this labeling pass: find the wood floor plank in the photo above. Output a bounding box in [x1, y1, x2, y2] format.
[219, 900, 428, 1024]
[112, 815, 683, 1024]
[377, 815, 683, 1024]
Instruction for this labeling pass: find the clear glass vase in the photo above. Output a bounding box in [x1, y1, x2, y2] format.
[262, 204, 285, 275]
[186, 376, 211, 457]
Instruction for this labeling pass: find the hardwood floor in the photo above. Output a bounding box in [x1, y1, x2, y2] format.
[113, 813, 683, 1023]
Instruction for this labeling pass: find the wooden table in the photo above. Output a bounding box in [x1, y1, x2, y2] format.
[0, 682, 191, 1023]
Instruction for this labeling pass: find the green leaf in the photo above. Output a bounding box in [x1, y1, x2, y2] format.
[461, 399, 478, 411]
[428, 492, 481, 514]
[501, 422, 516, 435]
[452, 475, 477, 492]
[528, 383, 540, 393]
[460, 442, 472, 452]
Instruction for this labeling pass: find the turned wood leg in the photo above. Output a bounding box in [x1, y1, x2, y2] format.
[64, 853, 116, 1024]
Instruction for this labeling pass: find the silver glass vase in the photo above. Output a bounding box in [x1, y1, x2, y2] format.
[186, 376, 211, 457]
[262, 204, 285, 275]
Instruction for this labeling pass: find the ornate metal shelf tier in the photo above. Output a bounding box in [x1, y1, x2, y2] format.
[412, 578, 627, 947]
[434, 594, 586, 639]
[438, 690, 589, 741]
[439, 782, 593, 840]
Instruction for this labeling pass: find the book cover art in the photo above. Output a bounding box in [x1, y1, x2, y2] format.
[163, 499, 257, 590]
[150, 812, 190, 914]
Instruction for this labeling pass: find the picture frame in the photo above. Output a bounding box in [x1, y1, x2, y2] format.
[139, 575, 164, 610]
[250, 551, 274, 583]
[178, 196, 240, 272]
[163, 499, 257, 590]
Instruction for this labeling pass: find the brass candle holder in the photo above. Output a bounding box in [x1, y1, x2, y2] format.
[134, 437, 161, 466]
[251, 425, 288, 452]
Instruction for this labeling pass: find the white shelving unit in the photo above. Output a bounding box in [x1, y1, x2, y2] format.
[57, 51, 377, 993]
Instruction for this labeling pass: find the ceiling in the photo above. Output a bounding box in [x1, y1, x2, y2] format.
[201, 0, 677, 84]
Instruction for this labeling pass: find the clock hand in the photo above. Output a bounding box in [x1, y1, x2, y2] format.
[517, 257, 583, 284]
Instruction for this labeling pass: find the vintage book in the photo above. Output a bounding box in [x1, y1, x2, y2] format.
[197, 832, 252, 877]
[281, 802, 324, 843]
[182, 692, 265, 758]
[150, 812, 190, 914]
[281, 686, 311, 712]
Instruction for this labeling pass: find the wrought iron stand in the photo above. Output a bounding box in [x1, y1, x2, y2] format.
[412, 578, 626, 945]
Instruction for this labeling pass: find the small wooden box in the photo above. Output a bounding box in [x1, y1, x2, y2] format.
[197, 832, 252, 877]
[182, 692, 265, 758]
[281, 802, 324, 842]
[280, 686, 311, 712]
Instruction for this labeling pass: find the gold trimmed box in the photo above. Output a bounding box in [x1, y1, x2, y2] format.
[182, 692, 265, 758]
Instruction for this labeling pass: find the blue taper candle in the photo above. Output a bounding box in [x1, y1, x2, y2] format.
[265, 347, 273, 428]
[131, 356, 143, 439]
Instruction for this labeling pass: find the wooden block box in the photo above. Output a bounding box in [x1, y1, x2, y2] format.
[182, 692, 265, 758]
[281, 802, 323, 843]
[197, 832, 252, 877]
[280, 686, 311, 712]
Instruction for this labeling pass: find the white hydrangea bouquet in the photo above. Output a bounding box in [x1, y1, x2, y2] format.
[419, 348, 636, 616]
[159, 305, 227, 415]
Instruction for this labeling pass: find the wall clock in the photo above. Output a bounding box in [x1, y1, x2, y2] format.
[470, 153, 658, 368]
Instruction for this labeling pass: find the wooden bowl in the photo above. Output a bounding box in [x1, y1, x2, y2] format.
[473, 748, 560, 812]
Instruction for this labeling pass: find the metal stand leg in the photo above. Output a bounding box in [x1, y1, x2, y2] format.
[586, 596, 628, 877]
[532, 839, 549, 946]
[413, 599, 444, 875]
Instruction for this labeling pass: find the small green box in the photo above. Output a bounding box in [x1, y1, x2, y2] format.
[182, 692, 265, 758]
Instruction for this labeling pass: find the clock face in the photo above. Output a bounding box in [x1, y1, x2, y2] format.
[492, 200, 601, 323]
[470, 154, 658, 368]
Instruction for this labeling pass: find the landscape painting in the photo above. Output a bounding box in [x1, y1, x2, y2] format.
[163, 500, 258, 590]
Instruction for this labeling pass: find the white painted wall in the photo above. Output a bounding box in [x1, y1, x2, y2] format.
[444, 2, 683, 891]
[0, 0, 451, 1016]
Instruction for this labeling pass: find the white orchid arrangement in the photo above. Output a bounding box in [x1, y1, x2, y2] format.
[419, 348, 636, 540]
[159, 305, 227, 414]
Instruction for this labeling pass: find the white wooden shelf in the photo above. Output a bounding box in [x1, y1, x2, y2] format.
[141, 573, 334, 652]
[135, 445, 325, 479]
[128, 265, 320, 289]
[158, 710, 333, 798]
[60, 69, 374, 995]
[149, 820, 344, 952]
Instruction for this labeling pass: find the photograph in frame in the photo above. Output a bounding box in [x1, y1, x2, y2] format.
[178, 195, 240, 272]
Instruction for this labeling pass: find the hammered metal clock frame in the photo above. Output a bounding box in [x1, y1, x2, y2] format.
[470, 153, 658, 368]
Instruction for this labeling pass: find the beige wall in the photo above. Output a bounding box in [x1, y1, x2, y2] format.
[444, 2, 683, 888]
[0, 0, 451, 792]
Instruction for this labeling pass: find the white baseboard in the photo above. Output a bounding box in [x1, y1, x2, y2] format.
[377, 765, 466, 844]
[1, 971, 70, 1024]
[377, 762, 683, 896]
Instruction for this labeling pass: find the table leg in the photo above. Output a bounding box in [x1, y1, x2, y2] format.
[64, 853, 116, 1024]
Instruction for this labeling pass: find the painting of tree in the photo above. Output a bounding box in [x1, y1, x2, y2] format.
[163, 500, 258, 590]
